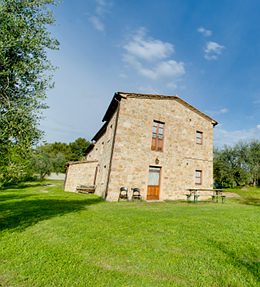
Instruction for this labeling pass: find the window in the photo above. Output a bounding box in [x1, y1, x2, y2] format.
[148, 166, 161, 186]
[195, 170, 202, 185]
[196, 131, 203, 145]
[151, 121, 164, 151]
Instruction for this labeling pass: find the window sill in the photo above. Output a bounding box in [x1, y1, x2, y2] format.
[151, 149, 164, 152]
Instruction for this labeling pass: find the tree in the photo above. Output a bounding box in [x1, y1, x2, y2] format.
[213, 144, 248, 187]
[51, 152, 66, 173]
[31, 148, 52, 179]
[0, 0, 59, 184]
[213, 140, 260, 187]
[68, 137, 90, 161]
[213, 147, 235, 187]
[31, 138, 90, 176]
[245, 140, 260, 186]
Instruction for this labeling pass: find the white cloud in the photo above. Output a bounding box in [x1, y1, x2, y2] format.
[118, 73, 128, 78]
[220, 108, 229, 113]
[214, 125, 260, 148]
[204, 41, 225, 61]
[139, 67, 157, 79]
[122, 28, 185, 87]
[253, 100, 260, 104]
[123, 28, 174, 61]
[88, 0, 112, 32]
[95, 0, 106, 6]
[122, 53, 142, 70]
[205, 42, 225, 54]
[204, 54, 218, 61]
[95, 0, 112, 16]
[167, 82, 178, 90]
[156, 60, 185, 78]
[138, 85, 159, 94]
[132, 60, 184, 80]
[197, 27, 212, 37]
[89, 16, 104, 31]
[205, 108, 229, 116]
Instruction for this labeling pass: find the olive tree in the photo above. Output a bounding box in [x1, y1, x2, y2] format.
[0, 0, 59, 184]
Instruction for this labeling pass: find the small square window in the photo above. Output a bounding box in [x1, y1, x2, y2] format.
[196, 131, 203, 144]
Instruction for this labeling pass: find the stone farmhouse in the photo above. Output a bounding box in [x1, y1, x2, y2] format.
[64, 92, 218, 201]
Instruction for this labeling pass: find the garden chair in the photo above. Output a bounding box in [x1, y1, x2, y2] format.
[131, 188, 142, 201]
[118, 187, 128, 201]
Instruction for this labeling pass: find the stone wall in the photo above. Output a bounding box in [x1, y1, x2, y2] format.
[106, 96, 214, 201]
[86, 110, 118, 198]
[64, 161, 98, 192]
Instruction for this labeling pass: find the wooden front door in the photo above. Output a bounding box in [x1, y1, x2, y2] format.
[147, 167, 161, 200]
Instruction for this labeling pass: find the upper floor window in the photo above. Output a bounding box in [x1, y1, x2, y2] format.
[195, 170, 202, 185]
[151, 121, 164, 151]
[196, 131, 203, 145]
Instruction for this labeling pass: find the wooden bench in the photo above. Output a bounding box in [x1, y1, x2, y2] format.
[76, 185, 96, 194]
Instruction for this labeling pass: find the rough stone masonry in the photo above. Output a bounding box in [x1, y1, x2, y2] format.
[64, 92, 217, 201]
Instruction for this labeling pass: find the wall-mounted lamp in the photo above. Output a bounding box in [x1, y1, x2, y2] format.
[155, 157, 159, 164]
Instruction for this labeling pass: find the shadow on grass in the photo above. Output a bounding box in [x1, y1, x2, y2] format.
[2, 183, 49, 190]
[0, 196, 103, 234]
[208, 239, 260, 281]
[240, 196, 260, 206]
[0, 193, 35, 202]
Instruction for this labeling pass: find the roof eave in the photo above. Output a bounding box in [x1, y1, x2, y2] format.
[102, 92, 124, 122]
[91, 122, 108, 142]
[85, 142, 95, 155]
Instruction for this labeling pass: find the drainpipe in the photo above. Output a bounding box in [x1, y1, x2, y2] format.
[104, 98, 121, 200]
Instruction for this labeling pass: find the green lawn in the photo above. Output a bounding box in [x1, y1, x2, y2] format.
[0, 181, 259, 286]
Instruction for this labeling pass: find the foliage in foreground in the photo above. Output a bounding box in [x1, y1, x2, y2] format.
[0, 0, 59, 184]
[0, 180, 259, 286]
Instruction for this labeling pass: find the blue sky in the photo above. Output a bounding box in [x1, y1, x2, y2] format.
[41, 0, 260, 148]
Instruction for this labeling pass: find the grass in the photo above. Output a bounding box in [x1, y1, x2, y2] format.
[0, 181, 260, 286]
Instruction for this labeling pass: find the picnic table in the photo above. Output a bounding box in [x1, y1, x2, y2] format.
[185, 188, 226, 204]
